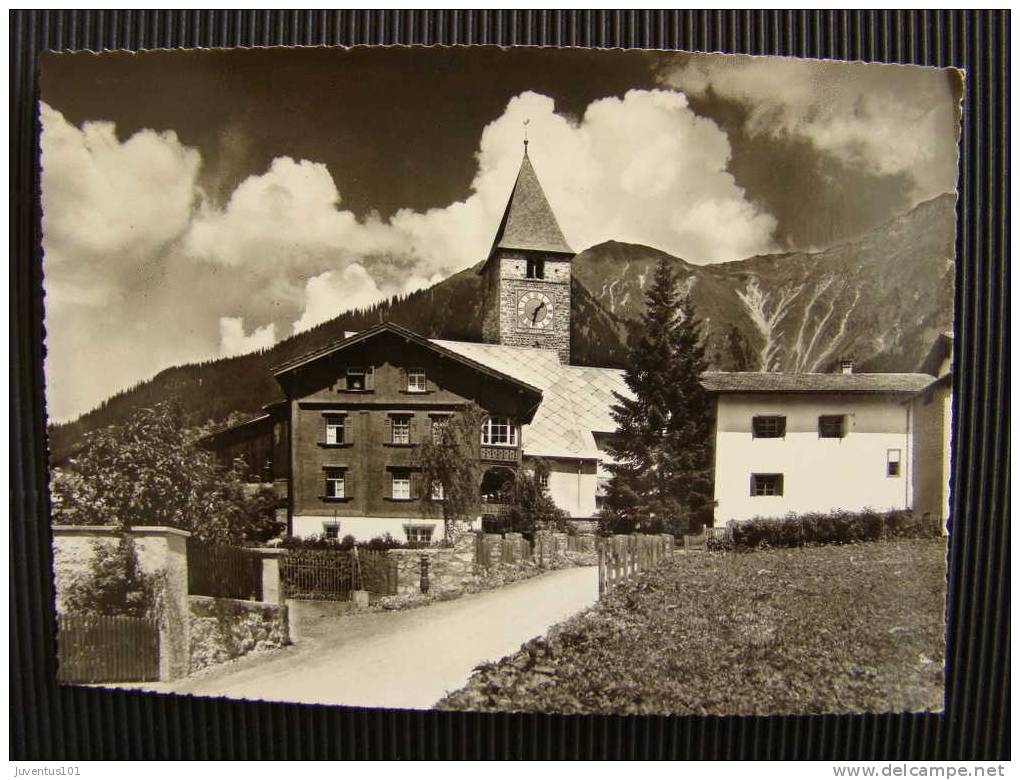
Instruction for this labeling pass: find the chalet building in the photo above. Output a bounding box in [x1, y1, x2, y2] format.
[703, 348, 953, 532]
[205, 147, 954, 542]
[206, 148, 628, 543]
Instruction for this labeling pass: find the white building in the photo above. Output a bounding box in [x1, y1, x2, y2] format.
[703, 367, 951, 527]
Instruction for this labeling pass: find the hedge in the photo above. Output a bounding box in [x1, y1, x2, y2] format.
[708, 509, 942, 550]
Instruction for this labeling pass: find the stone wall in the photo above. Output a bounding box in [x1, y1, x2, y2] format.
[386, 539, 475, 596]
[51, 525, 192, 680]
[188, 596, 289, 673]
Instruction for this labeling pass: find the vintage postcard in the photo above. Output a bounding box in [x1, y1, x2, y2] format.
[41, 46, 960, 714]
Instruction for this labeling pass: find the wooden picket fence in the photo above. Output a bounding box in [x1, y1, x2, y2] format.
[56, 613, 160, 684]
[187, 538, 263, 601]
[597, 534, 670, 596]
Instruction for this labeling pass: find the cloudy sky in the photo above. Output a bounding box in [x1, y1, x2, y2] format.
[40, 47, 961, 422]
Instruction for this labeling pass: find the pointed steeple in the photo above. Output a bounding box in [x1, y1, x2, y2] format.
[486, 149, 574, 261]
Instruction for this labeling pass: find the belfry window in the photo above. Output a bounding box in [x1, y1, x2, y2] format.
[526, 258, 545, 280]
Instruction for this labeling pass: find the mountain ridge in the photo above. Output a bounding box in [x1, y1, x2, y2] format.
[48, 193, 955, 464]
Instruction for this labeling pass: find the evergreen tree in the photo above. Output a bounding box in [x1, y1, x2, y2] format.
[601, 259, 715, 536]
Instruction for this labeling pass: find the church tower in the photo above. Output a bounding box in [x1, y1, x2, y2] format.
[480, 146, 574, 364]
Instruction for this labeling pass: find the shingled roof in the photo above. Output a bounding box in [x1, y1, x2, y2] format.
[700, 372, 936, 395]
[433, 339, 629, 459]
[483, 151, 574, 265]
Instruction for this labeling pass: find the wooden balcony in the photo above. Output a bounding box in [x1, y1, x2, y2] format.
[479, 444, 521, 464]
[480, 500, 511, 516]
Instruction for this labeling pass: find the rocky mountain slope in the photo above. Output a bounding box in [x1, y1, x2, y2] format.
[572, 193, 956, 373]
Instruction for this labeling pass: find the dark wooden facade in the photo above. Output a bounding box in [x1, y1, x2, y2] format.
[272, 324, 542, 532]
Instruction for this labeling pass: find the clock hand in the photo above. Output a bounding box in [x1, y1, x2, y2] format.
[532, 301, 546, 324]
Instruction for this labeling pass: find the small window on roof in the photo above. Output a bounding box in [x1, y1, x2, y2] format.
[345, 367, 367, 391]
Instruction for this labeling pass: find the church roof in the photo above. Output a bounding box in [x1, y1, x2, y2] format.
[483, 151, 574, 265]
[432, 339, 629, 460]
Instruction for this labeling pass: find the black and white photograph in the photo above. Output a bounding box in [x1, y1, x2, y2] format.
[41, 45, 961, 716]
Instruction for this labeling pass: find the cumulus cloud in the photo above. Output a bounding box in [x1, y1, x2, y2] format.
[42, 89, 778, 421]
[661, 56, 960, 203]
[293, 265, 385, 334]
[219, 317, 276, 357]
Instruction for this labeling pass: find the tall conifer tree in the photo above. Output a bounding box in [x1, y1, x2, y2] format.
[601, 258, 715, 535]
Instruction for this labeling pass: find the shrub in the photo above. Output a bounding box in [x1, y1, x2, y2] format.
[63, 535, 160, 617]
[280, 532, 443, 552]
[720, 508, 936, 550]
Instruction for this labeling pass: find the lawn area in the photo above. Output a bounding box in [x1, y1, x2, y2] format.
[436, 538, 946, 715]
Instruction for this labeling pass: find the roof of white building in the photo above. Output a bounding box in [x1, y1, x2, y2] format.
[433, 339, 629, 459]
[700, 371, 936, 395]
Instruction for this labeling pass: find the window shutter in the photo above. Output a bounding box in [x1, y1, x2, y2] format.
[400, 367, 408, 391]
[749, 474, 756, 496]
[345, 413, 354, 444]
[778, 417, 787, 437]
[409, 414, 417, 444]
[777, 474, 784, 496]
[386, 470, 394, 500]
[365, 366, 375, 391]
[410, 471, 420, 500]
[384, 414, 392, 444]
[344, 468, 353, 498]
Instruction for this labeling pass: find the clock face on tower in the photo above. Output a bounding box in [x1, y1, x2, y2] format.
[517, 290, 554, 330]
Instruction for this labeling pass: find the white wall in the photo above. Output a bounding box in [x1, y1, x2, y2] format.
[713, 394, 913, 523]
[292, 514, 480, 542]
[541, 458, 599, 518]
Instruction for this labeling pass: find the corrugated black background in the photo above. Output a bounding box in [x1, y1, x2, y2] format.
[10, 10, 1009, 760]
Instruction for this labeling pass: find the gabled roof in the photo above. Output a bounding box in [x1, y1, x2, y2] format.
[482, 151, 574, 268]
[434, 339, 630, 459]
[700, 372, 936, 395]
[271, 321, 543, 398]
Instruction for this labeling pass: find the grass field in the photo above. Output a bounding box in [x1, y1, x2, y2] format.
[437, 538, 947, 715]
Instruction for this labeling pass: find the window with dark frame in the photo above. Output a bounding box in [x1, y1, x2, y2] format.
[430, 482, 444, 500]
[526, 257, 545, 279]
[887, 449, 902, 477]
[818, 414, 846, 438]
[752, 415, 786, 438]
[324, 468, 346, 499]
[322, 522, 340, 540]
[407, 368, 427, 393]
[391, 470, 411, 500]
[390, 414, 411, 445]
[751, 473, 784, 496]
[324, 414, 345, 445]
[405, 525, 433, 545]
[345, 367, 367, 391]
[431, 416, 449, 444]
[481, 415, 517, 446]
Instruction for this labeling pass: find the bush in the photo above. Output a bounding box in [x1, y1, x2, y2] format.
[63, 535, 160, 617]
[280, 532, 441, 552]
[710, 509, 939, 551]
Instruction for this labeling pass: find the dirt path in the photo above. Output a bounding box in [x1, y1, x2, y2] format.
[155, 566, 599, 710]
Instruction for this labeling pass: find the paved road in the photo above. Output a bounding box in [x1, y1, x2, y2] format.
[162, 566, 598, 710]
